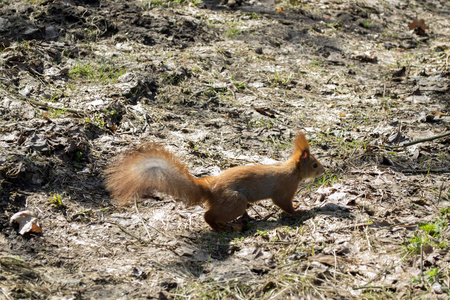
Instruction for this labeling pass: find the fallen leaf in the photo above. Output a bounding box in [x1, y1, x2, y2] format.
[423, 245, 433, 255]
[107, 122, 117, 132]
[435, 45, 448, 52]
[431, 282, 445, 294]
[10, 210, 42, 235]
[408, 19, 429, 36]
[309, 254, 353, 266]
[392, 66, 406, 79]
[0, 39, 11, 50]
[408, 19, 425, 30]
[255, 107, 277, 118]
[263, 281, 276, 293]
[430, 110, 447, 117]
[411, 87, 421, 96]
[411, 199, 428, 206]
[351, 54, 378, 63]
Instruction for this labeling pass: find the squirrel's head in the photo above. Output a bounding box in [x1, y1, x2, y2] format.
[293, 132, 325, 179]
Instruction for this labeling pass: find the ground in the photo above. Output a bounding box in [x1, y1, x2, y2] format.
[0, 0, 449, 299]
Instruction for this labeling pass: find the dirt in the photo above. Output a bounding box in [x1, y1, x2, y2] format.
[0, 0, 449, 298]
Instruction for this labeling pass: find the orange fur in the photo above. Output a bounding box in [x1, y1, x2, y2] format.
[105, 132, 325, 230]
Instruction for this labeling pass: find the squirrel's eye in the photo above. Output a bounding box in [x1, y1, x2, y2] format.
[313, 163, 318, 168]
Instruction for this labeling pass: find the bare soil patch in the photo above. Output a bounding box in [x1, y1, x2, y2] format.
[1, 0, 449, 298]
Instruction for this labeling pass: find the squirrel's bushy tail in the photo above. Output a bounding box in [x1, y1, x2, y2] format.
[105, 143, 207, 206]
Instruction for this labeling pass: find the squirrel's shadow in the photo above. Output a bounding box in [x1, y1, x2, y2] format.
[156, 203, 352, 282]
[191, 202, 354, 262]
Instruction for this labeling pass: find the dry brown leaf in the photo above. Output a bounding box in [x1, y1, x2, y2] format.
[392, 66, 406, 79]
[408, 19, 429, 36]
[351, 54, 378, 63]
[423, 245, 433, 255]
[430, 110, 447, 116]
[435, 45, 448, 52]
[10, 210, 42, 235]
[254, 107, 277, 118]
[309, 254, 353, 266]
[408, 19, 425, 30]
[263, 281, 276, 293]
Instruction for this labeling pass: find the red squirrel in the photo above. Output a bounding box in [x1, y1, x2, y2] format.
[105, 132, 325, 230]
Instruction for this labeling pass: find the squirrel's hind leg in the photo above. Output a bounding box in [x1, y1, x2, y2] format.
[204, 201, 247, 231]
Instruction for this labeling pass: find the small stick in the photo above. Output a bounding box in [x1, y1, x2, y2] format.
[400, 168, 449, 174]
[249, 205, 264, 219]
[135, 198, 153, 241]
[133, 198, 172, 238]
[438, 182, 445, 202]
[188, 88, 208, 100]
[328, 222, 369, 233]
[27, 99, 85, 115]
[353, 263, 393, 290]
[1, 84, 85, 115]
[115, 221, 167, 247]
[333, 249, 337, 281]
[420, 244, 424, 280]
[365, 226, 372, 252]
[389, 132, 450, 148]
[115, 221, 149, 245]
[308, 281, 327, 300]
[0, 287, 12, 300]
[396, 122, 402, 145]
[352, 285, 384, 290]
[326, 75, 335, 84]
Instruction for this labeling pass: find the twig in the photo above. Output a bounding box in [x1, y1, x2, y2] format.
[269, 286, 291, 300]
[233, 286, 246, 300]
[388, 132, 450, 148]
[249, 205, 264, 219]
[308, 281, 326, 300]
[230, 240, 303, 246]
[188, 88, 208, 100]
[114, 221, 168, 247]
[149, 259, 190, 279]
[27, 99, 85, 115]
[135, 198, 152, 241]
[396, 122, 402, 145]
[133, 198, 170, 238]
[438, 182, 445, 202]
[445, 52, 449, 71]
[1, 84, 85, 115]
[329, 222, 369, 233]
[420, 244, 424, 280]
[333, 250, 337, 281]
[352, 285, 384, 290]
[352, 263, 393, 290]
[0, 287, 12, 300]
[326, 75, 335, 84]
[365, 226, 372, 252]
[115, 221, 149, 245]
[399, 168, 449, 174]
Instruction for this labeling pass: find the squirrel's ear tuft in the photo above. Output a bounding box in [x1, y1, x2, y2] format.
[294, 132, 310, 152]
